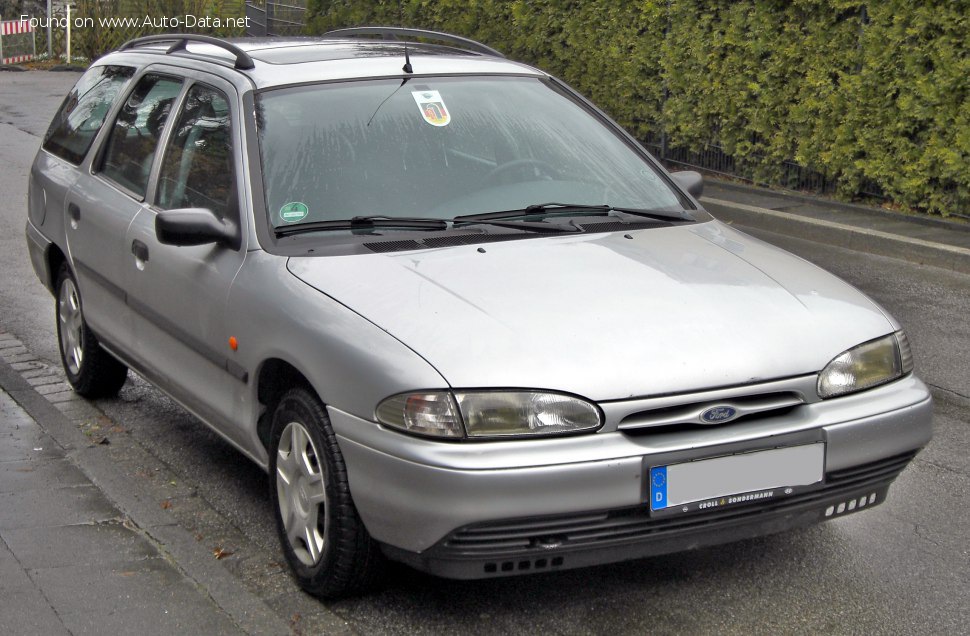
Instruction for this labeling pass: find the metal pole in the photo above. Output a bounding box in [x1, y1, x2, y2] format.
[66, 4, 70, 64]
[46, 0, 51, 57]
[1, 15, 5, 66]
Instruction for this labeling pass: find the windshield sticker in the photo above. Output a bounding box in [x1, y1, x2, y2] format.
[412, 90, 451, 127]
[279, 202, 309, 223]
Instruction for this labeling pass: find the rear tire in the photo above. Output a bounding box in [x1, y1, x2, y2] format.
[54, 264, 128, 398]
[269, 386, 385, 598]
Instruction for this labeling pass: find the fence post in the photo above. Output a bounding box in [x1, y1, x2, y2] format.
[46, 0, 52, 57]
[659, 0, 672, 161]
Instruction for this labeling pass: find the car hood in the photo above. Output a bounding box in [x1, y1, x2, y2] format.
[287, 221, 895, 401]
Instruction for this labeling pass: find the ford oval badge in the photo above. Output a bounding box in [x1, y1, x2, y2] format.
[700, 406, 738, 424]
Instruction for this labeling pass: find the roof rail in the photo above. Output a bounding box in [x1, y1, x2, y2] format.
[118, 34, 255, 70]
[323, 27, 505, 59]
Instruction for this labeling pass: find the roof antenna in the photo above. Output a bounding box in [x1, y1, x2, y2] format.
[402, 40, 413, 74]
[399, 0, 413, 73]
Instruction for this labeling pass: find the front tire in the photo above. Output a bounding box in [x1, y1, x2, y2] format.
[269, 387, 385, 598]
[55, 264, 128, 398]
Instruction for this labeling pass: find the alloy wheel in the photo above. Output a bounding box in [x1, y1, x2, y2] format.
[58, 277, 84, 376]
[275, 420, 329, 566]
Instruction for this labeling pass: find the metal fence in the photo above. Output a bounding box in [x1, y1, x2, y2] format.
[244, 0, 304, 36]
[643, 133, 887, 201]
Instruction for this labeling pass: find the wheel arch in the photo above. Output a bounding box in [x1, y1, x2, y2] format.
[46, 242, 68, 294]
[256, 357, 318, 450]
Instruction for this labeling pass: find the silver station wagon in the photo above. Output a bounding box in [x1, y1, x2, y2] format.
[25, 29, 933, 597]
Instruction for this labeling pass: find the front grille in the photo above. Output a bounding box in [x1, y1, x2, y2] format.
[438, 451, 916, 559]
[617, 392, 805, 433]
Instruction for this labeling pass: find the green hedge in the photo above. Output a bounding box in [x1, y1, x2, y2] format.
[305, 0, 968, 217]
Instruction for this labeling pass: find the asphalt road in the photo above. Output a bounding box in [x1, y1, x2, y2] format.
[1, 71, 968, 635]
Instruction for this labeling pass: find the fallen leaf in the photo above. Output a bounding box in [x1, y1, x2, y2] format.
[160, 499, 172, 510]
[212, 546, 234, 560]
[194, 533, 204, 542]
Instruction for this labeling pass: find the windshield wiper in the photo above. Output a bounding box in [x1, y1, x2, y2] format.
[453, 202, 694, 224]
[275, 215, 448, 237]
[452, 218, 581, 233]
[608, 205, 694, 222]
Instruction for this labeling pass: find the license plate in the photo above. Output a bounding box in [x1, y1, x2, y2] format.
[649, 443, 824, 513]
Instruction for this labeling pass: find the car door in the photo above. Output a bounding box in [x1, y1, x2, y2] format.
[123, 76, 249, 445]
[64, 70, 181, 352]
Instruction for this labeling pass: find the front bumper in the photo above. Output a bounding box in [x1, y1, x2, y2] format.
[329, 375, 932, 578]
[388, 451, 913, 578]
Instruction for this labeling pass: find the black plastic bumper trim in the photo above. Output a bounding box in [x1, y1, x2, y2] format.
[382, 451, 917, 579]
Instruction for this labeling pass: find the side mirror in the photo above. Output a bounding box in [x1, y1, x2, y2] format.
[156, 208, 240, 250]
[671, 170, 704, 198]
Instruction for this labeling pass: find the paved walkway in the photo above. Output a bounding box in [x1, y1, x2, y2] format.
[0, 328, 297, 635]
[0, 383, 245, 636]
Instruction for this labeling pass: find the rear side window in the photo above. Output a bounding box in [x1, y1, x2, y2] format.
[99, 74, 183, 198]
[156, 84, 237, 222]
[42, 65, 135, 164]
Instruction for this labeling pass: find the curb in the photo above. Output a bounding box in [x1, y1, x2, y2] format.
[0, 334, 296, 636]
[702, 196, 970, 276]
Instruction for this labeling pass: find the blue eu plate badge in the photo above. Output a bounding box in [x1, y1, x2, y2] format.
[650, 466, 667, 510]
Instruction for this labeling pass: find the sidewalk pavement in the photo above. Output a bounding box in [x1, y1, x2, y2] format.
[0, 382, 246, 635]
[0, 332, 296, 636]
[701, 180, 970, 275]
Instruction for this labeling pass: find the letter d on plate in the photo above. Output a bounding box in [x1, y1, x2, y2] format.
[650, 466, 667, 510]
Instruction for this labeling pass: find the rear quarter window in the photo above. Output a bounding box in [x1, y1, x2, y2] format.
[42, 65, 135, 165]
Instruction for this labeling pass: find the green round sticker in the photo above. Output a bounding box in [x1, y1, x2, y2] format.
[279, 202, 309, 223]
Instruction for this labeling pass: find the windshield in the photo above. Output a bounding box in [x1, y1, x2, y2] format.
[256, 76, 684, 229]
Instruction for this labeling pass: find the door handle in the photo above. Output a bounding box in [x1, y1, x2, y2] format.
[131, 240, 149, 263]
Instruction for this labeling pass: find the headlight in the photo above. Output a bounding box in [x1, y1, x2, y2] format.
[375, 392, 464, 438]
[376, 390, 602, 439]
[817, 331, 913, 399]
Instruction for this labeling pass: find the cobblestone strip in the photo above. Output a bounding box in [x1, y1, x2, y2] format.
[0, 331, 107, 436]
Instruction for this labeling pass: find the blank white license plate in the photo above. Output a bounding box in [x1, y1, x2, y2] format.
[649, 444, 824, 512]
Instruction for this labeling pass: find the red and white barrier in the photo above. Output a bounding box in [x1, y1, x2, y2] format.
[1, 18, 36, 65]
[1, 18, 32, 35]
